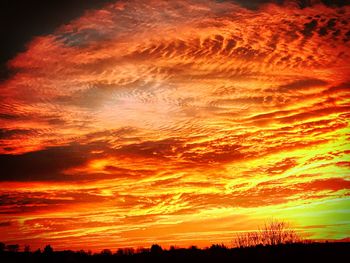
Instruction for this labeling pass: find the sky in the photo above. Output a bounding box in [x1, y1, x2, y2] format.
[0, 0, 349, 251]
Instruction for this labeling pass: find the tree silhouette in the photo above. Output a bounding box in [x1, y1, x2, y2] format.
[43, 245, 53, 254]
[118, 247, 134, 255]
[234, 219, 301, 248]
[260, 219, 301, 245]
[33, 248, 41, 255]
[100, 249, 112, 256]
[0, 242, 5, 252]
[24, 245, 31, 253]
[6, 244, 19, 252]
[209, 244, 227, 251]
[189, 245, 198, 250]
[116, 248, 124, 256]
[150, 244, 163, 254]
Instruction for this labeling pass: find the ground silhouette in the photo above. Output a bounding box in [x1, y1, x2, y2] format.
[0, 242, 349, 263]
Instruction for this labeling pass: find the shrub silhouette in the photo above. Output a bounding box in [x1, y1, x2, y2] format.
[234, 219, 301, 248]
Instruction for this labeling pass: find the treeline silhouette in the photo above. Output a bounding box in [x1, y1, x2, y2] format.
[1, 221, 349, 262]
[1, 242, 349, 263]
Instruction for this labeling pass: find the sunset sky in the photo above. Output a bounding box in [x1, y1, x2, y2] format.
[0, 0, 349, 251]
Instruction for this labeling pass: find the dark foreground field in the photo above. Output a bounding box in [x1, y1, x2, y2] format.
[1, 242, 349, 263]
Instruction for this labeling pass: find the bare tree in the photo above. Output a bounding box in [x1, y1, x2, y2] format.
[234, 219, 301, 248]
[259, 219, 301, 246]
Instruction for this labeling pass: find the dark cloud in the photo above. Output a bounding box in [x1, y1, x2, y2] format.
[84, 127, 139, 140]
[116, 138, 184, 160]
[211, 97, 265, 106]
[301, 19, 318, 37]
[265, 158, 297, 175]
[0, 143, 106, 181]
[0, 0, 115, 81]
[223, 0, 283, 9]
[0, 113, 19, 120]
[278, 105, 350, 124]
[278, 78, 328, 92]
[0, 221, 11, 227]
[344, 30, 350, 42]
[318, 18, 344, 37]
[322, 82, 350, 95]
[114, 137, 244, 164]
[320, 0, 350, 7]
[57, 28, 110, 48]
[226, 0, 350, 9]
[0, 191, 109, 206]
[0, 129, 34, 139]
[183, 146, 243, 164]
[295, 178, 350, 192]
[0, 190, 114, 214]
